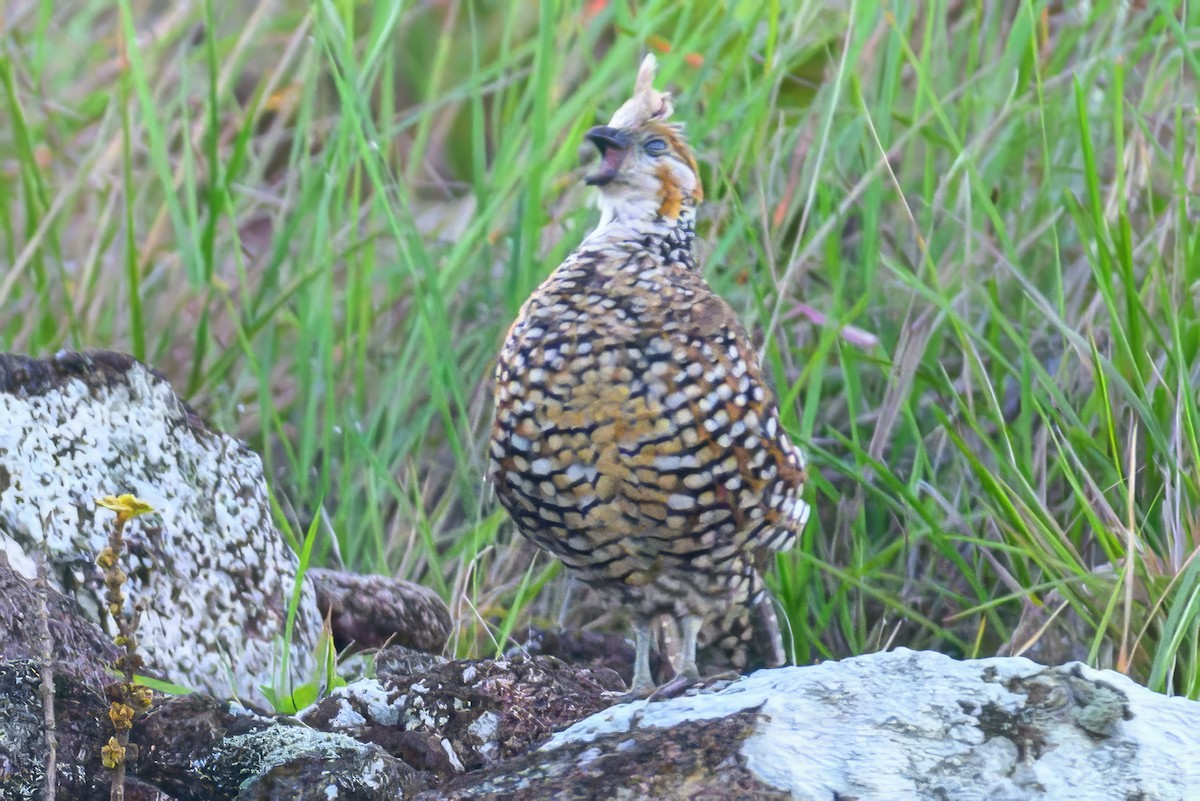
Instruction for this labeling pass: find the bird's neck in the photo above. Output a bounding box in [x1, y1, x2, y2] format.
[583, 197, 698, 272]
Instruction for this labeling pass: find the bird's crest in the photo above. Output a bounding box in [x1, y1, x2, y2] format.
[608, 54, 674, 129]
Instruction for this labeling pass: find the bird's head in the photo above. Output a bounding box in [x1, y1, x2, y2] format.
[584, 55, 703, 224]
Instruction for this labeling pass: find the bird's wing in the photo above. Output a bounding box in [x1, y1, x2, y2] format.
[642, 274, 809, 556]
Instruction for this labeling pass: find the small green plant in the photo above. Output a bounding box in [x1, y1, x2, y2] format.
[260, 507, 349, 714]
[262, 621, 348, 715]
[94, 493, 156, 801]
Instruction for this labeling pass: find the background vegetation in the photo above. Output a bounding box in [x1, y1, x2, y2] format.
[3, 0, 1199, 696]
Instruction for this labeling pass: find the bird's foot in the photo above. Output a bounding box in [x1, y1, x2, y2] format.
[645, 673, 703, 701]
[602, 681, 659, 703]
[602, 668, 745, 704]
[645, 670, 742, 702]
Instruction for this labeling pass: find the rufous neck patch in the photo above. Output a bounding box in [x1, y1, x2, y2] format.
[655, 164, 685, 219]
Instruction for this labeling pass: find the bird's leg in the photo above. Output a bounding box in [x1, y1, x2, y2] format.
[679, 614, 703, 679]
[644, 614, 710, 702]
[628, 618, 656, 694]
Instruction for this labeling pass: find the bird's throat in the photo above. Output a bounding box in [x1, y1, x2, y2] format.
[586, 202, 698, 272]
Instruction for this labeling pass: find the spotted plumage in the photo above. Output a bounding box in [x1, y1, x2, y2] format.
[489, 56, 810, 692]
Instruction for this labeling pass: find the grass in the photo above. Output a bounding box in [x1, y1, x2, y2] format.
[3, 0, 1199, 696]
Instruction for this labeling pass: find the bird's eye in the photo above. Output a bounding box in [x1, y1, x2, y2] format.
[644, 138, 669, 155]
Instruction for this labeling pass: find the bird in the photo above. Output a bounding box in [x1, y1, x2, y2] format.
[488, 54, 810, 694]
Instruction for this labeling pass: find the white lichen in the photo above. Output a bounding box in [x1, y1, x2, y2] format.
[467, 710, 500, 743]
[441, 737, 465, 773]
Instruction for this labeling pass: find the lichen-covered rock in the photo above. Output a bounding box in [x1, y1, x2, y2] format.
[0, 657, 144, 801]
[209, 720, 419, 800]
[0, 662, 46, 801]
[523, 649, 1200, 800]
[0, 350, 319, 699]
[0, 654, 419, 801]
[419, 706, 790, 801]
[0, 558, 420, 801]
[309, 567, 451, 654]
[299, 647, 625, 778]
[0, 559, 121, 690]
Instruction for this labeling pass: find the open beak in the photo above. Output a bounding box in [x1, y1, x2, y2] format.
[584, 126, 632, 186]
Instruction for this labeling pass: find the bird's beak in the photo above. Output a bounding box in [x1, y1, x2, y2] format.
[585, 126, 633, 186]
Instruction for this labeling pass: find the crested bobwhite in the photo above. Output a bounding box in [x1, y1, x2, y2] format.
[488, 55, 810, 693]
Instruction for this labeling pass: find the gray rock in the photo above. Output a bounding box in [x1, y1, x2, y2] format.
[531, 648, 1200, 800]
[0, 350, 319, 699]
[0, 656, 420, 801]
[308, 567, 451, 654]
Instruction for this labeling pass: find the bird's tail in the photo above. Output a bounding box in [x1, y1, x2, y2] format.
[698, 569, 787, 672]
